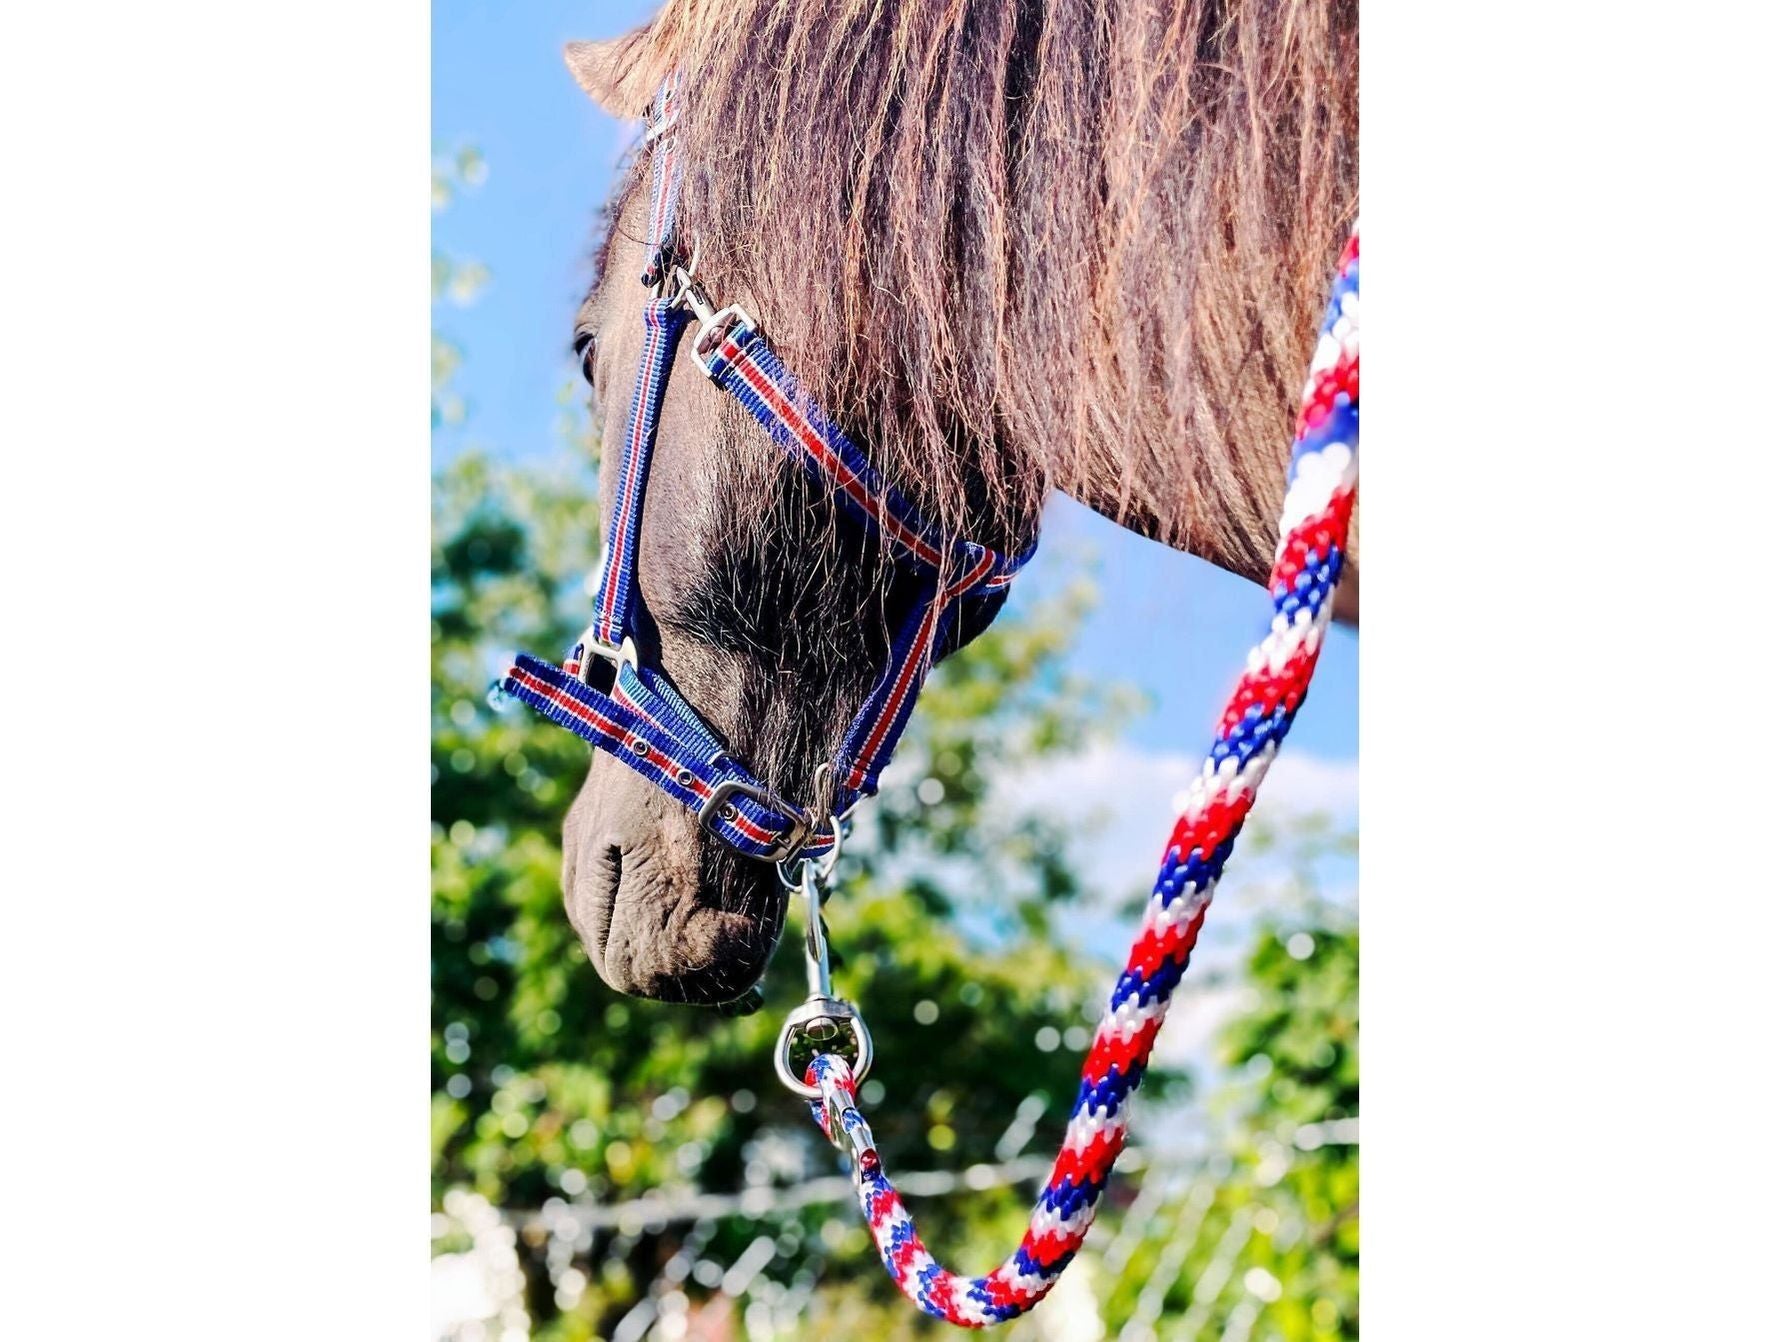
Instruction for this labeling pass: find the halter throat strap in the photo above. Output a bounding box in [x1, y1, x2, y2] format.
[501, 74, 1032, 862]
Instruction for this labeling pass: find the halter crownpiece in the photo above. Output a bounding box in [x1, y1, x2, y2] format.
[501, 71, 1030, 864]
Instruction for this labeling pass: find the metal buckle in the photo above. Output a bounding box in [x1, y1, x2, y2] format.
[696, 778, 813, 863]
[690, 303, 757, 377]
[576, 632, 637, 690]
[667, 263, 757, 379]
[777, 764, 845, 886]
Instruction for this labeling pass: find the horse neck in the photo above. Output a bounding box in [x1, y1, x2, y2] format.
[998, 249, 1317, 595]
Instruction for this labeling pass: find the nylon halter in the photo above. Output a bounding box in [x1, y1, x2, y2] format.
[500, 75, 1030, 863]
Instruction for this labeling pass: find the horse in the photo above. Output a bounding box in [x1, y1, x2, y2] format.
[547, 0, 1357, 1007]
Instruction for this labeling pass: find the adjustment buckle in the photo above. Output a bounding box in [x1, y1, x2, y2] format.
[696, 777, 813, 863]
[690, 303, 757, 378]
[667, 264, 758, 379]
[575, 631, 637, 691]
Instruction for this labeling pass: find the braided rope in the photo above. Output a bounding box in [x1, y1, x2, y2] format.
[803, 231, 1359, 1328]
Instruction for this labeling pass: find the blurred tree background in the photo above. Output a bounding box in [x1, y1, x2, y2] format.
[432, 153, 1358, 1342]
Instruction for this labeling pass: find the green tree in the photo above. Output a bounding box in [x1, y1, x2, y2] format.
[1085, 822, 1360, 1342]
[431, 146, 1357, 1342]
[432, 452, 1166, 1339]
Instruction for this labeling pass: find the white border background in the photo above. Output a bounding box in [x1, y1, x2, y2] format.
[4, 1, 1788, 1335]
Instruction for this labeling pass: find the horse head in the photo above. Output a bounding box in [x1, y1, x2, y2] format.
[553, 36, 1028, 1005]
[548, 1, 1355, 1004]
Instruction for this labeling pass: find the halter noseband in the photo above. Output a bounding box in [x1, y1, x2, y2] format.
[501, 75, 1032, 864]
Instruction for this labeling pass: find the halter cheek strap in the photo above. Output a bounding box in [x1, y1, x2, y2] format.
[500, 75, 1031, 862]
[693, 315, 1024, 805]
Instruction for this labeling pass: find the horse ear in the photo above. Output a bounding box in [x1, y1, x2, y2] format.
[565, 38, 639, 118]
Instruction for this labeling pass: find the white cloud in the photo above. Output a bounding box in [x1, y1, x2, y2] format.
[989, 741, 1357, 899]
[985, 741, 1358, 1095]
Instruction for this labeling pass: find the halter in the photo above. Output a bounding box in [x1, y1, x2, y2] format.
[500, 72, 1030, 865]
[508, 74, 1358, 1330]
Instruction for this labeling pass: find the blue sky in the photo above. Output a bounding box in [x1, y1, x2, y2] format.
[432, 0, 1356, 800]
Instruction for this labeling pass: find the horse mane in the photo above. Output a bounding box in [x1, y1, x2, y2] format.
[607, 0, 1357, 576]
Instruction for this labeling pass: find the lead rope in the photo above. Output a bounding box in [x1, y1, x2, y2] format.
[778, 232, 1359, 1328]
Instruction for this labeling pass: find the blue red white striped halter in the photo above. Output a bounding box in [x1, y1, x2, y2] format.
[501, 71, 1028, 867]
[507, 72, 1358, 1329]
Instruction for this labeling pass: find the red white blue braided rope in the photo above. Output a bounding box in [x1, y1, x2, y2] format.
[804, 230, 1359, 1328]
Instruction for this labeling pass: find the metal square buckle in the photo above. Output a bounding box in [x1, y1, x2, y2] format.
[666, 265, 758, 380]
[576, 633, 637, 692]
[697, 778, 812, 863]
[689, 304, 757, 379]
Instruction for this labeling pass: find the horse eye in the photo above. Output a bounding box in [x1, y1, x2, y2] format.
[572, 329, 597, 386]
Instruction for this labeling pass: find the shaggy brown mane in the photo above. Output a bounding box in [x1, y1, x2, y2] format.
[607, 0, 1357, 579]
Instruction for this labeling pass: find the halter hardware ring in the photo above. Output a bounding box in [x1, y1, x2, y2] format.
[771, 850, 870, 1101]
[667, 264, 758, 379]
[690, 303, 756, 371]
[776, 764, 847, 890]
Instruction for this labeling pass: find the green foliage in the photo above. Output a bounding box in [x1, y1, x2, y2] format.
[1219, 922, 1360, 1341]
[433, 452, 1157, 1338]
[431, 145, 1357, 1341]
[432, 145, 491, 429]
[431, 449, 1361, 1339]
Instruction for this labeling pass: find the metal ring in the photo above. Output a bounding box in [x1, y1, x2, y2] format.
[812, 822, 842, 886]
[780, 819, 839, 892]
[772, 1004, 873, 1101]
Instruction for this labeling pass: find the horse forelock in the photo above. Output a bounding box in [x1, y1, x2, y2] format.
[621, 0, 1356, 582]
